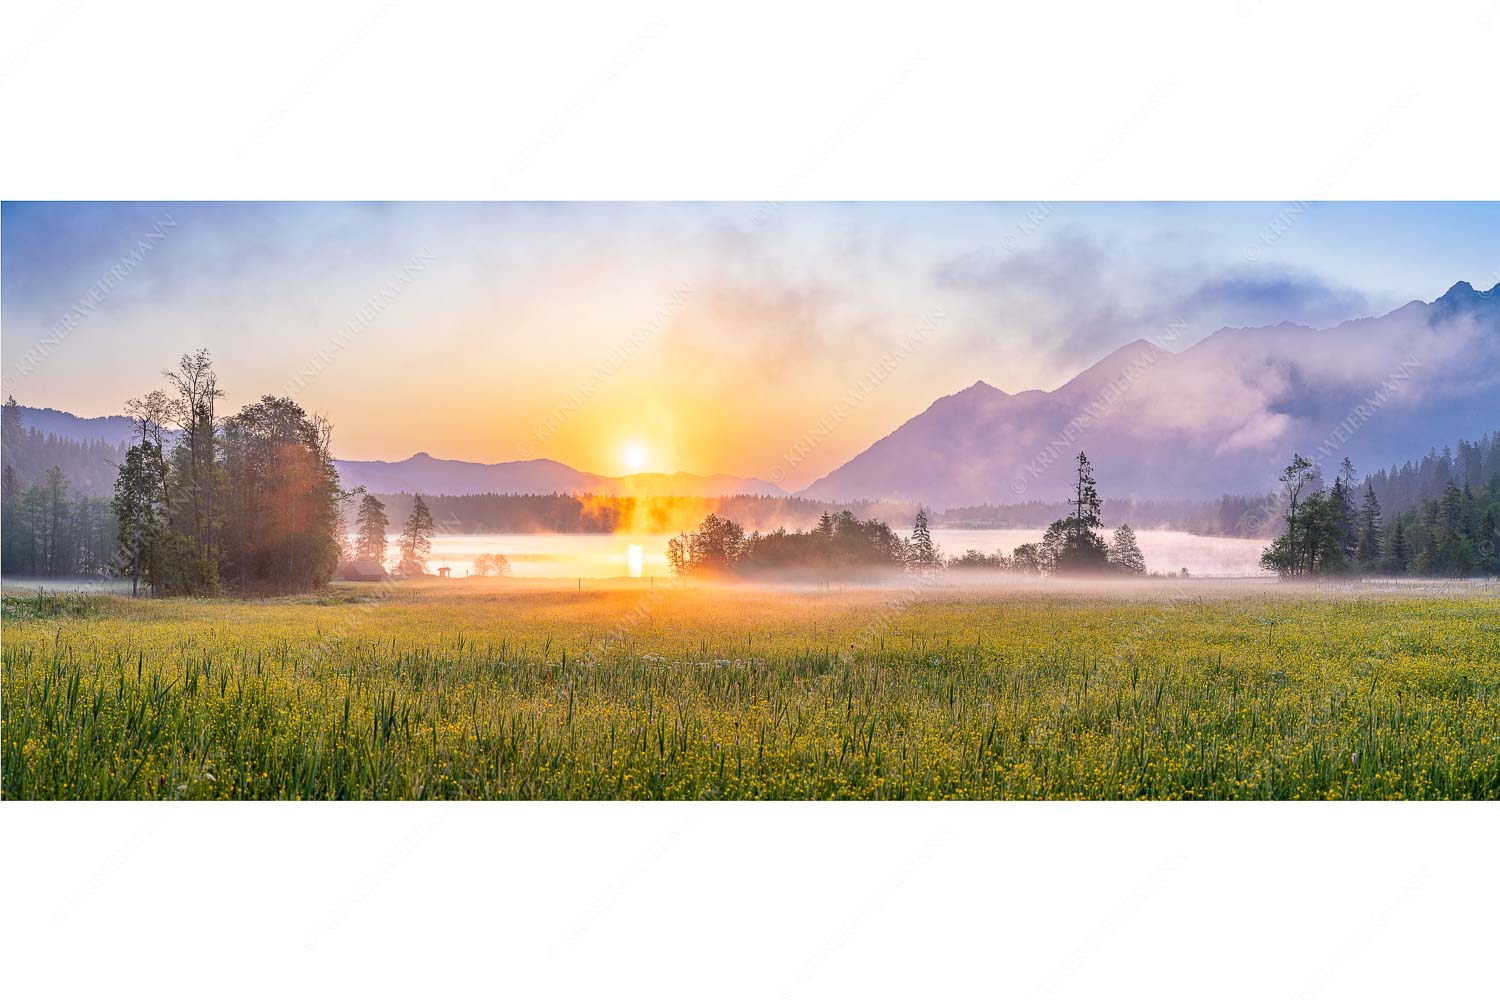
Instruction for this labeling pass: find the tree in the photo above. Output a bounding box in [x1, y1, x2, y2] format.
[908, 506, 939, 570]
[1478, 508, 1499, 575]
[1107, 523, 1146, 574]
[397, 494, 435, 576]
[218, 395, 342, 592]
[1, 396, 22, 457]
[1262, 454, 1319, 577]
[354, 494, 390, 564]
[1009, 542, 1047, 575]
[1048, 452, 1110, 573]
[163, 349, 224, 577]
[472, 553, 512, 577]
[42, 466, 69, 576]
[667, 512, 745, 576]
[1068, 452, 1103, 540]
[1356, 483, 1383, 567]
[1332, 457, 1359, 561]
[1388, 519, 1409, 572]
[111, 441, 165, 596]
[0, 463, 23, 576]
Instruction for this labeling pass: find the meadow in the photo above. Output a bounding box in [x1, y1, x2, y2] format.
[3, 577, 1497, 800]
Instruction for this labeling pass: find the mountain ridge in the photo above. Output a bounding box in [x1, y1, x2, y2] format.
[333, 451, 786, 498]
[797, 281, 1500, 506]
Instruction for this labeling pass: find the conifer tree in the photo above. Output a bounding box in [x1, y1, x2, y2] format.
[354, 494, 390, 564]
[908, 506, 938, 569]
[1356, 483, 1383, 566]
[397, 494, 435, 575]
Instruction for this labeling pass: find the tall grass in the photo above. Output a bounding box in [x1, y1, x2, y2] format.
[3, 580, 1497, 799]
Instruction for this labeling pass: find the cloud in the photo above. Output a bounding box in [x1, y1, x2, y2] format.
[932, 229, 1375, 375]
[1171, 272, 1371, 331]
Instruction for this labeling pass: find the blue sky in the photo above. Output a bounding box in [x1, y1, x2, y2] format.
[3, 202, 1497, 479]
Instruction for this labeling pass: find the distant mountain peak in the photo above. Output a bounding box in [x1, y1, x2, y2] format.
[944, 379, 1007, 400]
[1431, 279, 1499, 322]
[800, 281, 1500, 506]
[332, 451, 786, 498]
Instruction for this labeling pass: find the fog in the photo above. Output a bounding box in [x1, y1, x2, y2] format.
[418, 527, 1271, 580]
[425, 533, 673, 579]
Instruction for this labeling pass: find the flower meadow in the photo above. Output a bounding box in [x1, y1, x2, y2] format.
[4, 578, 1498, 800]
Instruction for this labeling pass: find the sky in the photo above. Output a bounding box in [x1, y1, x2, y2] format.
[3, 201, 1497, 487]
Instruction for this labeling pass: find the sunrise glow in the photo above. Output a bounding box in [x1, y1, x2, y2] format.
[623, 442, 648, 472]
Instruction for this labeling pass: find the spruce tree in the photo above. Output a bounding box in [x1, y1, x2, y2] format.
[1332, 458, 1359, 560]
[354, 494, 390, 564]
[1389, 519, 1409, 571]
[1356, 482, 1383, 566]
[397, 494, 435, 575]
[1052, 452, 1108, 573]
[909, 506, 938, 569]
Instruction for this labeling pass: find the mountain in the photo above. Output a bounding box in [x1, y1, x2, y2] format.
[800, 281, 1500, 506]
[331, 452, 784, 498]
[14, 405, 137, 448]
[14, 412, 785, 500]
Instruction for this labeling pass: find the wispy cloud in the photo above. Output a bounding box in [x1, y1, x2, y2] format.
[933, 229, 1374, 378]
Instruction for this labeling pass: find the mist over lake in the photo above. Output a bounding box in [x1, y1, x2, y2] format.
[419, 528, 1270, 579]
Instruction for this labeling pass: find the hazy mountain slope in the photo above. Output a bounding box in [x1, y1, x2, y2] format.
[331, 453, 598, 495]
[15, 406, 137, 448]
[800, 282, 1500, 506]
[330, 452, 784, 498]
[15, 412, 785, 499]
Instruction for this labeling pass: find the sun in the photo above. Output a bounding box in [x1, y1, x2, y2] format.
[622, 442, 649, 472]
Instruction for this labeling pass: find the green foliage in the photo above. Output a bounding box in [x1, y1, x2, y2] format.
[104, 353, 344, 595]
[1265, 449, 1500, 578]
[1, 590, 111, 621]
[1, 459, 116, 579]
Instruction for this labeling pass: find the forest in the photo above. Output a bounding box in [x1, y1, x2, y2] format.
[1, 399, 118, 576]
[36, 351, 347, 595]
[1261, 449, 1500, 577]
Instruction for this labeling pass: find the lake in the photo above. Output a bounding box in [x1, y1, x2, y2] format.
[424, 528, 1271, 579]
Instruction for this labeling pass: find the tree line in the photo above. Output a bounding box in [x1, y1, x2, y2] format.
[669, 453, 1149, 579]
[1, 399, 127, 496]
[0, 463, 117, 578]
[1, 399, 118, 577]
[1261, 450, 1500, 577]
[371, 491, 918, 536]
[1362, 431, 1499, 521]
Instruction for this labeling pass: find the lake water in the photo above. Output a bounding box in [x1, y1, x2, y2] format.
[424, 528, 1271, 579]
